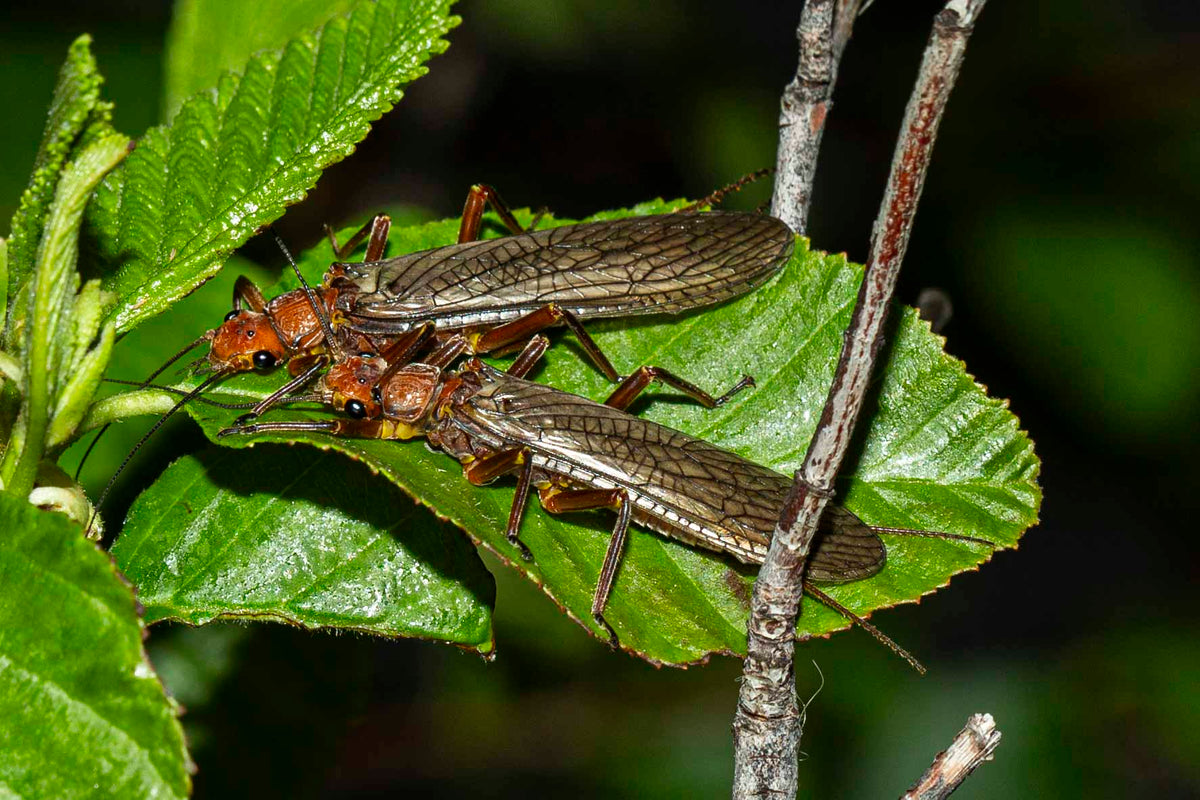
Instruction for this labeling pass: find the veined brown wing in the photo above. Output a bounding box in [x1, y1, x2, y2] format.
[338, 212, 793, 333]
[459, 368, 883, 583]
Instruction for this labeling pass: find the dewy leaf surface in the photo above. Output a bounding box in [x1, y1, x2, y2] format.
[169, 201, 1039, 666]
[0, 494, 191, 798]
[86, 0, 458, 335]
[113, 446, 495, 652]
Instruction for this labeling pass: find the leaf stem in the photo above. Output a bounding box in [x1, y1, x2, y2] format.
[734, 2, 989, 796]
[76, 389, 180, 437]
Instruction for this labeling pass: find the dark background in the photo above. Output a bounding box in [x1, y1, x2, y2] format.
[3, 0, 1198, 796]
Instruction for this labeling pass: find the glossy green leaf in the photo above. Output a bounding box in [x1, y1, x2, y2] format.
[0, 493, 191, 798]
[114, 446, 495, 651]
[86, 0, 459, 335]
[170, 201, 1039, 666]
[5, 35, 102, 315]
[163, 0, 359, 121]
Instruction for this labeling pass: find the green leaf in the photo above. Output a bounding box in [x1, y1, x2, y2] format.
[164, 0, 359, 121]
[48, 319, 114, 450]
[113, 446, 495, 652]
[88, 0, 459, 335]
[63, 278, 109, 377]
[172, 202, 1040, 666]
[3, 135, 129, 496]
[4, 35, 103, 321]
[0, 493, 191, 797]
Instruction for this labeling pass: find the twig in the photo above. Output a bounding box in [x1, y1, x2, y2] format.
[733, 2, 989, 797]
[900, 714, 1002, 800]
[735, 7, 839, 795]
[771, 0, 867, 234]
[832, 0, 864, 67]
[770, 1, 829, 234]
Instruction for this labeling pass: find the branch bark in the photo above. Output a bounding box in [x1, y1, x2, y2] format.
[771, 0, 868, 234]
[770, 1, 843, 234]
[734, 2, 989, 797]
[901, 714, 1002, 800]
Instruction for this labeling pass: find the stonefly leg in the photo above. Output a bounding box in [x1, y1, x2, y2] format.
[538, 485, 631, 646]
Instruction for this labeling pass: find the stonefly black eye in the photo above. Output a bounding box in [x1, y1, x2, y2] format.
[224, 310, 241, 322]
[252, 351, 278, 370]
[346, 399, 367, 419]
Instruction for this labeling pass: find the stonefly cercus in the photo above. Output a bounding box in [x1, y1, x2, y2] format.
[220, 337, 994, 672]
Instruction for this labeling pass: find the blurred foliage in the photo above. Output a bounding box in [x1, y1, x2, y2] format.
[964, 209, 1200, 450]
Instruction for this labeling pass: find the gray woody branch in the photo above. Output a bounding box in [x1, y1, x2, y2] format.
[734, 1, 990, 798]
[901, 714, 1002, 800]
[771, 0, 832, 235]
[771, 0, 863, 235]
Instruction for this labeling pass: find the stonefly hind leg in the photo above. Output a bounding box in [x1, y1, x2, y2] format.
[538, 485, 631, 647]
[502, 332, 755, 413]
[604, 367, 755, 411]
